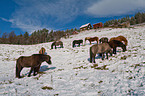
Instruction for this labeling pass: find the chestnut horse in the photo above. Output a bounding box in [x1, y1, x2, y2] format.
[109, 35, 128, 46]
[108, 40, 126, 54]
[16, 54, 52, 78]
[39, 47, 46, 54]
[51, 41, 63, 49]
[90, 43, 112, 63]
[85, 37, 99, 45]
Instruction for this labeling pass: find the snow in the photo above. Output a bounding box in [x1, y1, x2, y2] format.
[0, 25, 145, 96]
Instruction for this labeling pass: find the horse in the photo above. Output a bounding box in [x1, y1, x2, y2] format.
[109, 35, 128, 46]
[90, 43, 112, 63]
[72, 39, 83, 47]
[16, 54, 52, 78]
[51, 41, 63, 49]
[39, 47, 46, 54]
[99, 37, 109, 43]
[108, 40, 126, 54]
[85, 37, 99, 45]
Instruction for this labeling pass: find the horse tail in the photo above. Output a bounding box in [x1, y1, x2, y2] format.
[90, 47, 93, 63]
[97, 37, 99, 44]
[85, 38, 87, 43]
[16, 59, 20, 78]
[72, 41, 75, 47]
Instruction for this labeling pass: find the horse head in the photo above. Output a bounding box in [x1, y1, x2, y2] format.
[122, 45, 127, 52]
[43, 55, 52, 64]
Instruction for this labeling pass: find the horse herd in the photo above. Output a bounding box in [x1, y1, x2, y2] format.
[16, 35, 127, 78]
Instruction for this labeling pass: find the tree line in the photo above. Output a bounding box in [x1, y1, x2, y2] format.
[104, 12, 145, 27]
[0, 12, 145, 45]
[0, 28, 79, 45]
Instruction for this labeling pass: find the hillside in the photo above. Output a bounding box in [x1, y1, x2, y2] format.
[0, 25, 145, 96]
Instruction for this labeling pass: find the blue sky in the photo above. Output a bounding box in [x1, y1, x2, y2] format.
[0, 0, 145, 36]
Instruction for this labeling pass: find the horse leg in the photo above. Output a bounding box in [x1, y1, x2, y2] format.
[16, 64, 23, 78]
[78, 43, 80, 47]
[28, 67, 34, 77]
[90, 47, 93, 63]
[89, 41, 91, 45]
[17, 67, 23, 78]
[113, 47, 116, 54]
[96, 40, 98, 44]
[93, 54, 96, 63]
[106, 53, 108, 59]
[102, 53, 104, 60]
[55, 45, 56, 49]
[73, 43, 75, 47]
[62, 44, 64, 48]
[110, 50, 113, 56]
[34, 65, 40, 76]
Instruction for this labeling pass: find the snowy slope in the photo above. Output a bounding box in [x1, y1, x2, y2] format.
[0, 25, 145, 96]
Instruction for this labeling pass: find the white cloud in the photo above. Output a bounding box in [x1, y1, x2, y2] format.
[0, 17, 14, 23]
[10, 0, 82, 33]
[86, 0, 145, 17]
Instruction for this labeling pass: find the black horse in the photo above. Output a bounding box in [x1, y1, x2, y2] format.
[72, 39, 83, 47]
[16, 54, 52, 78]
[51, 41, 64, 49]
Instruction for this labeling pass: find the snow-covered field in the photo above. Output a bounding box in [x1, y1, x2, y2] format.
[0, 25, 145, 96]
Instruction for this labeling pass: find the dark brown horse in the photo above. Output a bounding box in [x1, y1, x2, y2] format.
[108, 40, 126, 54]
[85, 37, 99, 45]
[99, 37, 109, 43]
[51, 41, 63, 49]
[72, 39, 83, 47]
[16, 54, 52, 78]
[90, 43, 112, 63]
[109, 35, 128, 46]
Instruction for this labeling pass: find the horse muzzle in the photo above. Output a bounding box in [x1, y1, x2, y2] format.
[46, 60, 52, 64]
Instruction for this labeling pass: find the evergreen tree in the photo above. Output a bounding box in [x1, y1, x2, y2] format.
[130, 17, 136, 25]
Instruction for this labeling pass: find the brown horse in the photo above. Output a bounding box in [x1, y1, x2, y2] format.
[85, 37, 99, 45]
[16, 54, 52, 78]
[72, 39, 83, 47]
[99, 37, 109, 43]
[51, 41, 63, 49]
[90, 43, 112, 63]
[109, 35, 128, 46]
[108, 40, 126, 54]
[39, 47, 46, 54]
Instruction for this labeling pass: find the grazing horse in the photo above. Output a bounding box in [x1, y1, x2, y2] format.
[16, 54, 52, 78]
[99, 37, 109, 43]
[72, 39, 83, 47]
[109, 35, 128, 46]
[108, 40, 126, 54]
[85, 37, 99, 45]
[51, 41, 63, 49]
[90, 43, 112, 63]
